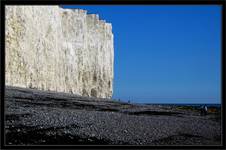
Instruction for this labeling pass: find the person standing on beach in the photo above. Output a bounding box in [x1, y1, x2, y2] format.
[200, 105, 207, 116]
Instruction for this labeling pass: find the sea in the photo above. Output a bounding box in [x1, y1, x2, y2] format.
[142, 103, 221, 108]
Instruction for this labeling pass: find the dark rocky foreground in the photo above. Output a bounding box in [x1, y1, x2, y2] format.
[4, 86, 222, 145]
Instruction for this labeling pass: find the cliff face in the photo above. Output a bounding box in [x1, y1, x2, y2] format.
[5, 6, 114, 98]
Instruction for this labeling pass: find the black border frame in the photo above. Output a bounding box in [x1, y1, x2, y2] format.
[1, 0, 225, 149]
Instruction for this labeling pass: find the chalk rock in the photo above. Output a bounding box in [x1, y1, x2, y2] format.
[5, 6, 114, 98]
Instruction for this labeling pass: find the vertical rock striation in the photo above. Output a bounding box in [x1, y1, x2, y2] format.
[5, 6, 114, 98]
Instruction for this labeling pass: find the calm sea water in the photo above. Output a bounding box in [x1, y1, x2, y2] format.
[143, 103, 221, 108]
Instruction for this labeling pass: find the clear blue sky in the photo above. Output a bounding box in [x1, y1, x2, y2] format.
[62, 5, 222, 104]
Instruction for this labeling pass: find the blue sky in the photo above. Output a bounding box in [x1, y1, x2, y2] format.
[62, 5, 222, 104]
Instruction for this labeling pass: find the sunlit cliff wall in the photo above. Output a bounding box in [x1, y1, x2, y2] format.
[5, 6, 114, 98]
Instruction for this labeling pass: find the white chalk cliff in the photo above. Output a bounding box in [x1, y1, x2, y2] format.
[5, 6, 114, 98]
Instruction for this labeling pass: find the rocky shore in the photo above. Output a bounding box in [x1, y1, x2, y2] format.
[4, 86, 222, 145]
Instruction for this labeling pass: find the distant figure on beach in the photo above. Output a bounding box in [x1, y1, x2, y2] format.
[200, 105, 208, 116]
[204, 105, 208, 115]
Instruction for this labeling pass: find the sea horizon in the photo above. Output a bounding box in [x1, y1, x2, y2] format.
[139, 103, 221, 107]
